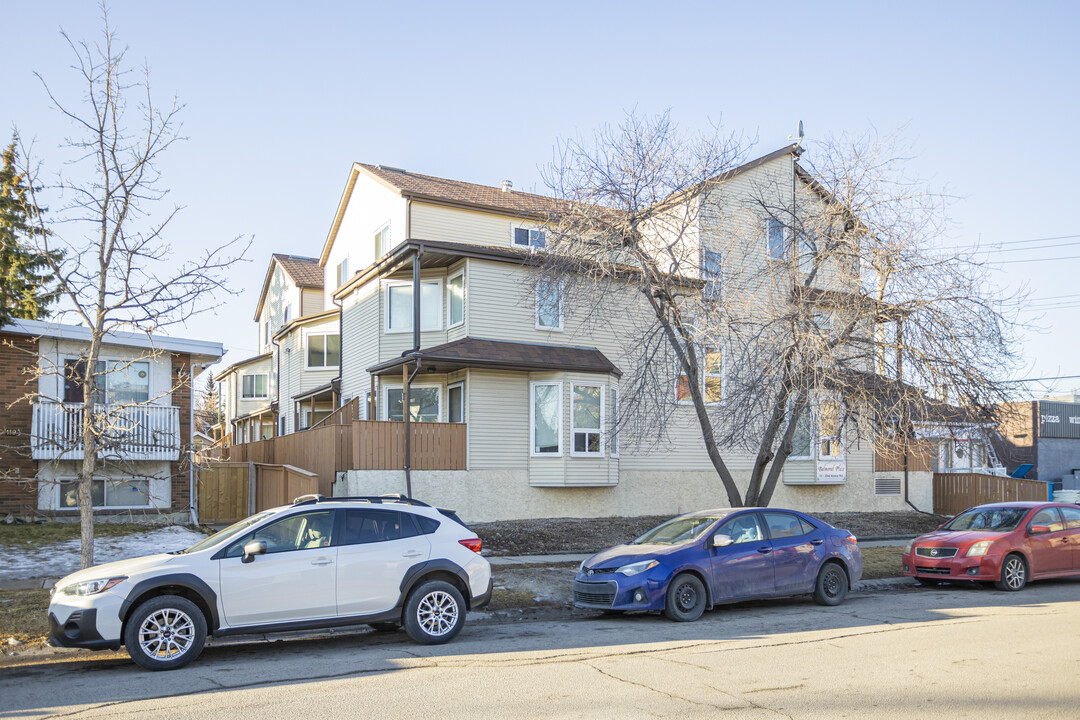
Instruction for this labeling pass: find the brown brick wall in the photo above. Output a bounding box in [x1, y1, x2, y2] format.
[0, 332, 40, 516]
[170, 353, 193, 515]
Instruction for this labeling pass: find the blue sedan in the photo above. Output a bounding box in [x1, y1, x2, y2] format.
[573, 508, 863, 621]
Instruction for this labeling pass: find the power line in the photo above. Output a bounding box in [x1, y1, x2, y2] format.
[991, 254, 1080, 265]
[1012, 374, 1080, 383]
[938, 232, 1080, 253]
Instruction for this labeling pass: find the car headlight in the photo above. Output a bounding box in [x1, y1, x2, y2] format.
[903, 541, 913, 554]
[616, 560, 659, 576]
[60, 576, 127, 596]
[966, 541, 992, 557]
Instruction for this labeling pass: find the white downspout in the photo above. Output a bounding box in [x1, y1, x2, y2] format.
[189, 362, 198, 526]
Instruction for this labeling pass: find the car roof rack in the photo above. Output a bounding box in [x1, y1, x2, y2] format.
[291, 493, 432, 508]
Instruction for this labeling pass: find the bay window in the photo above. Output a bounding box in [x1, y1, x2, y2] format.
[572, 384, 604, 455]
[531, 382, 562, 456]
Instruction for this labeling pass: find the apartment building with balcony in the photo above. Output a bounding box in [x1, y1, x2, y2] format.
[0, 318, 223, 518]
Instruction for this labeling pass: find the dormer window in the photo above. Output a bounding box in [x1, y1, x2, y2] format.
[513, 227, 545, 250]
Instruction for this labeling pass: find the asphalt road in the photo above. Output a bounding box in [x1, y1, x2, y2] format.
[3, 581, 1078, 719]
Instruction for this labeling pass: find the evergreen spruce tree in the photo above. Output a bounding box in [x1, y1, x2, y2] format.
[0, 134, 61, 326]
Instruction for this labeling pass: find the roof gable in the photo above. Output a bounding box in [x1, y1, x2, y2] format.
[253, 254, 323, 322]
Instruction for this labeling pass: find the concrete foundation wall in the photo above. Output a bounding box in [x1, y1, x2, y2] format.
[336, 468, 934, 523]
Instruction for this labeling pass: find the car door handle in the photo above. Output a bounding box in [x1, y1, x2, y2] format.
[757, 546, 772, 554]
[310, 559, 333, 566]
[810, 539, 824, 546]
[402, 551, 423, 558]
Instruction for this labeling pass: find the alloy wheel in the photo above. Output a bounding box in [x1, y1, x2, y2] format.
[416, 590, 459, 637]
[138, 608, 196, 661]
[1004, 557, 1026, 590]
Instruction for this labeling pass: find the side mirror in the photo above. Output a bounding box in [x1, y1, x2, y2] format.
[1029, 524, 1050, 535]
[712, 534, 734, 548]
[242, 539, 267, 564]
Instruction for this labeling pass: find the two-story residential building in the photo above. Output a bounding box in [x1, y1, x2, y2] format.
[0, 318, 223, 519]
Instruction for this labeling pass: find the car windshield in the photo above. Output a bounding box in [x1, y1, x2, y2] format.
[632, 516, 724, 545]
[180, 512, 277, 554]
[942, 507, 1029, 532]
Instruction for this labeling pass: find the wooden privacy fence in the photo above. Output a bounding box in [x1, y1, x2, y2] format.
[933, 472, 1050, 516]
[197, 461, 319, 524]
[211, 420, 466, 497]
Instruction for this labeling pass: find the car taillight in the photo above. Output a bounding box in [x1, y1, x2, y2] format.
[846, 534, 858, 546]
[459, 538, 483, 553]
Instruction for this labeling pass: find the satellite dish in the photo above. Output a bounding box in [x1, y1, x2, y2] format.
[788, 120, 805, 147]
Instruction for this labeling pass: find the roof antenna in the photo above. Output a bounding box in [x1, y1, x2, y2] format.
[788, 120, 804, 148]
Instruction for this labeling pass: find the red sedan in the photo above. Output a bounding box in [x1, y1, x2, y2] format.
[901, 502, 1080, 591]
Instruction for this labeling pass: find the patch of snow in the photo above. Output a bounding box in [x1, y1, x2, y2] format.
[0, 526, 208, 582]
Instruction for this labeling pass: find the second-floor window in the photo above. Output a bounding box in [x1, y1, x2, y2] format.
[702, 250, 722, 303]
[64, 359, 149, 405]
[284, 304, 292, 324]
[375, 224, 391, 258]
[448, 271, 465, 328]
[767, 218, 785, 261]
[387, 281, 442, 332]
[336, 257, 349, 288]
[535, 279, 562, 330]
[242, 373, 269, 399]
[306, 333, 340, 369]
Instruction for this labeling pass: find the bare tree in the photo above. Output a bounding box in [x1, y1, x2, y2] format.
[538, 112, 1022, 507]
[15, 5, 247, 567]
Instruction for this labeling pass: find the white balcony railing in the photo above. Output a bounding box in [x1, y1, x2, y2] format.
[31, 401, 181, 461]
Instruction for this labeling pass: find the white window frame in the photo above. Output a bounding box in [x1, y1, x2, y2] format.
[610, 386, 620, 458]
[336, 257, 350, 288]
[385, 279, 444, 334]
[766, 217, 786, 261]
[674, 347, 723, 406]
[382, 383, 443, 422]
[241, 373, 269, 400]
[262, 320, 270, 347]
[511, 223, 546, 252]
[530, 381, 563, 457]
[787, 403, 815, 461]
[283, 304, 292, 324]
[374, 222, 392, 258]
[447, 381, 465, 423]
[571, 383, 605, 457]
[535, 279, 563, 331]
[56, 476, 153, 510]
[447, 269, 465, 329]
[304, 331, 340, 370]
[818, 396, 845, 460]
[702, 249, 723, 303]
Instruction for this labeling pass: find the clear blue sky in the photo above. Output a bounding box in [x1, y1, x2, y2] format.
[7, 1, 1079, 396]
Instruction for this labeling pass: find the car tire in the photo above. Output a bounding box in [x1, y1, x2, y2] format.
[813, 563, 849, 606]
[368, 622, 399, 633]
[403, 580, 466, 645]
[664, 573, 706, 622]
[123, 595, 207, 671]
[995, 553, 1027, 592]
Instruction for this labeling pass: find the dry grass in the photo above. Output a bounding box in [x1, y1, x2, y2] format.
[0, 522, 210, 548]
[0, 589, 50, 647]
[860, 545, 904, 580]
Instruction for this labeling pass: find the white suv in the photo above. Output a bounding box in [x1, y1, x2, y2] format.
[47, 495, 492, 670]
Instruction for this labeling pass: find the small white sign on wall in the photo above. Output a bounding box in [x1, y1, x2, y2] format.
[816, 460, 847, 484]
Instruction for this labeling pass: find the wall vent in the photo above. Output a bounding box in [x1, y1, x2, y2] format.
[875, 477, 902, 496]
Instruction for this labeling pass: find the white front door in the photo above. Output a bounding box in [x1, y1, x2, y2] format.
[336, 508, 431, 616]
[218, 510, 338, 627]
